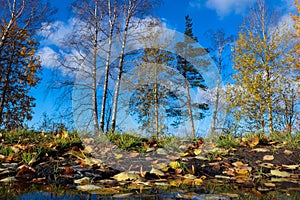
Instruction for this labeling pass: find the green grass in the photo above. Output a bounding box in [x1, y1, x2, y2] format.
[106, 131, 146, 152]
[215, 134, 240, 148]
[0, 145, 14, 156]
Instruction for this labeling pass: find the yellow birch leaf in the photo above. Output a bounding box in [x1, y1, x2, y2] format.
[270, 170, 291, 178]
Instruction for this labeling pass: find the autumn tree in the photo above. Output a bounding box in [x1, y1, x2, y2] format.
[174, 15, 210, 138]
[228, 0, 297, 135]
[291, 0, 300, 95]
[0, 0, 54, 129]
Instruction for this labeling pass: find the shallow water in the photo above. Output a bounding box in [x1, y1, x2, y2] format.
[1, 182, 300, 200]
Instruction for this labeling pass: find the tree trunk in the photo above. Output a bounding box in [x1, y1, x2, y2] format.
[99, 0, 116, 133]
[111, 3, 131, 132]
[210, 74, 220, 138]
[184, 76, 195, 139]
[92, 2, 99, 135]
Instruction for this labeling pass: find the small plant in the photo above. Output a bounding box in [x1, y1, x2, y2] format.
[216, 134, 240, 148]
[0, 145, 14, 156]
[21, 152, 36, 164]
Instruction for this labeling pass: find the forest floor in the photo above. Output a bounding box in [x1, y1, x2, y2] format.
[0, 130, 299, 199]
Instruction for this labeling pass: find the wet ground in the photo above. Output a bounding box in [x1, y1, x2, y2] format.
[0, 133, 299, 199]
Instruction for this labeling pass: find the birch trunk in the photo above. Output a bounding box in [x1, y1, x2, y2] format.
[99, 0, 117, 133]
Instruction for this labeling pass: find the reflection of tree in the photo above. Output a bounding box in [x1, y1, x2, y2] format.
[175, 15, 210, 138]
[128, 83, 182, 137]
[121, 47, 210, 138]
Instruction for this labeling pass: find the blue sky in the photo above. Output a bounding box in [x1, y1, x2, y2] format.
[29, 0, 296, 131]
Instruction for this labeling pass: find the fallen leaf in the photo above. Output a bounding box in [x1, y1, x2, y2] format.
[114, 154, 123, 159]
[76, 184, 102, 192]
[195, 155, 208, 160]
[194, 148, 202, 156]
[284, 150, 293, 155]
[169, 179, 183, 187]
[257, 187, 272, 192]
[271, 178, 295, 182]
[154, 182, 169, 186]
[4, 155, 14, 162]
[221, 193, 239, 198]
[182, 178, 194, 185]
[82, 145, 93, 154]
[64, 166, 75, 174]
[264, 182, 276, 187]
[282, 164, 300, 170]
[263, 155, 274, 161]
[0, 177, 16, 183]
[184, 174, 197, 179]
[248, 136, 259, 148]
[235, 168, 250, 177]
[169, 161, 181, 169]
[270, 170, 291, 178]
[223, 168, 235, 176]
[113, 193, 133, 198]
[259, 163, 275, 168]
[28, 157, 37, 166]
[74, 177, 90, 185]
[156, 148, 168, 155]
[215, 175, 232, 179]
[232, 161, 248, 167]
[251, 148, 270, 153]
[150, 167, 165, 176]
[193, 178, 203, 185]
[154, 163, 169, 172]
[178, 152, 189, 157]
[113, 172, 142, 182]
[16, 165, 36, 180]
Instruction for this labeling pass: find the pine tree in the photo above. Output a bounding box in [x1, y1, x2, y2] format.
[175, 15, 210, 138]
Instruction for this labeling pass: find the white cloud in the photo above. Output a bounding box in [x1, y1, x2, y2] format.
[38, 18, 82, 48]
[37, 47, 60, 69]
[205, 0, 255, 17]
[189, 0, 202, 9]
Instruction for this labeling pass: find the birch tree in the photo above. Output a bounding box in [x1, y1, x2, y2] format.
[99, 0, 117, 132]
[206, 29, 233, 137]
[228, 0, 297, 135]
[110, 0, 159, 132]
[52, 0, 120, 134]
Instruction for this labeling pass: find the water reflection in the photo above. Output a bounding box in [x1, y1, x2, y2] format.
[1, 183, 300, 200]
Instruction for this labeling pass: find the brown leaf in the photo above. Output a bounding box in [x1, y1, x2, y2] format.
[263, 155, 274, 161]
[264, 182, 276, 187]
[65, 166, 75, 174]
[284, 150, 293, 155]
[4, 155, 14, 163]
[16, 165, 36, 180]
[248, 136, 259, 148]
[232, 161, 248, 167]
